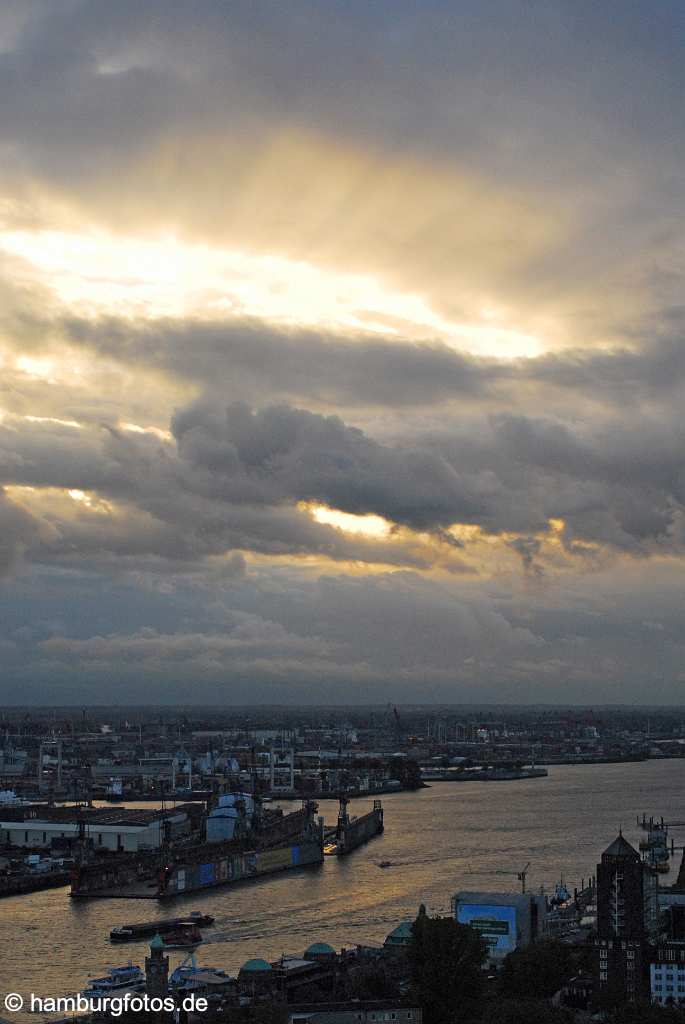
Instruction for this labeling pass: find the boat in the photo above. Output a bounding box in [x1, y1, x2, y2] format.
[550, 878, 571, 906]
[158, 924, 203, 950]
[82, 963, 145, 1001]
[378, 861, 393, 869]
[169, 955, 234, 995]
[110, 911, 214, 942]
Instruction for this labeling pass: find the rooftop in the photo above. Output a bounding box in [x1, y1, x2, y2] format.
[602, 833, 640, 861]
[240, 958, 272, 973]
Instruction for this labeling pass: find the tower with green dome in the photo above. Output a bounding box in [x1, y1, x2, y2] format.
[145, 933, 169, 996]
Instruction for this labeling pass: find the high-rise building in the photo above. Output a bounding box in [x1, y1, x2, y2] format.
[594, 833, 658, 1007]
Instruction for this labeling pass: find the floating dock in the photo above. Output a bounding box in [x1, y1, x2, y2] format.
[71, 801, 324, 899]
[0, 869, 71, 898]
[325, 798, 384, 856]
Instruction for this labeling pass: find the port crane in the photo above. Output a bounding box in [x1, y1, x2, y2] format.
[467, 861, 531, 893]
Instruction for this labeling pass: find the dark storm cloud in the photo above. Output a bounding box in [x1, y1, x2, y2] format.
[0, 417, 464, 570]
[0, 488, 43, 577]
[61, 315, 492, 407]
[1, 0, 683, 337]
[3, 394, 685, 572]
[52, 311, 685, 414]
[3, 0, 685, 181]
[170, 399, 685, 556]
[2, 1, 685, 703]
[170, 400, 483, 531]
[3, 559, 685, 705]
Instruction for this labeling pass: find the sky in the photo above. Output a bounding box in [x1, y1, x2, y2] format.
[1, 0, 685, 705]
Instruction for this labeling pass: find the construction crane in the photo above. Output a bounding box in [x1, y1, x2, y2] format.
[467, 862, 531, 894]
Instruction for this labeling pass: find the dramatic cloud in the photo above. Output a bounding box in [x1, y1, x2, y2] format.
[1, 1, 685, 702]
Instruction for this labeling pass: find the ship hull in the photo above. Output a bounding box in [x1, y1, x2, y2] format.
[161, 837, 323, 897]
[71, 838, 323, 899]
[336, 804, 384, 856]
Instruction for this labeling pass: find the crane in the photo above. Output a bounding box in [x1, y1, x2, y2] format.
[467, 862, 531, 894]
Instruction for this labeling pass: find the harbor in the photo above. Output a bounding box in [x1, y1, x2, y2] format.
[67, 797, 383, 899]
[2, 758, 684, 1021]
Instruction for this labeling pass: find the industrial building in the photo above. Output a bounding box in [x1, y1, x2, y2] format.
[0, 805, 191, 852]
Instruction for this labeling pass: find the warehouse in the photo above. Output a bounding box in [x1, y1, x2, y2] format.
[0, 805, 191, 852]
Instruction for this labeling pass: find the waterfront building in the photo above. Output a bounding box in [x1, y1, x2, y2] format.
[451, 890, 547, 965]
[650, 944, 685, 1006]
[0, 805, 191, 851]
[594, 832, 658, 1007]
[288, 1004, 421, 1022]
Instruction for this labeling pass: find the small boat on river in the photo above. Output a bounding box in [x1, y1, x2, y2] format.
[110, 911, 213, 943]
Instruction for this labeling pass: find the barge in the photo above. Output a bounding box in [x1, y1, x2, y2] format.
[110, 911, 214, 942]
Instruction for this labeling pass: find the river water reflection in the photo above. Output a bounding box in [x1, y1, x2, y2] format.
[1, 759, 683, 1016]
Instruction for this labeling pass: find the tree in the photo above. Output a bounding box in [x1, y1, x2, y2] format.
[408, 906, 487, 1024]
[481, 999, 573, 1024]
[499, 941, 575, 1000]
[606, 1004, 685, 1024]
[251, 1002, 289, 1024]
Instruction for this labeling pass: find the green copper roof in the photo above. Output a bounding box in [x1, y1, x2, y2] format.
[150, 933, 165, 950]
[304, 942, 335, 957]
[241, 958, 272, 972]
[384, 921, 414, 945]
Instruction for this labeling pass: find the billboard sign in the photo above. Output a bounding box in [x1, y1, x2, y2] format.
[456, 903, 517, 957]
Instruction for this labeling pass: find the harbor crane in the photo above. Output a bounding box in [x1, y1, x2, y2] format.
[467, 861, 531, 893]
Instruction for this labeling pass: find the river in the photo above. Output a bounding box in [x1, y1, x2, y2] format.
[1, 759, 683, 1017]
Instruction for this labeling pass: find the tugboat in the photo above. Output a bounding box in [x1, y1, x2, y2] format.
[158, 924, 203, 950]
[83, 963, 145, 1002]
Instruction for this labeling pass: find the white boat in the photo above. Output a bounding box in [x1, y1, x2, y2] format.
[83, 963, 145, 1001]
[550, 878, 571, 905]
[169, 955, 233, 995]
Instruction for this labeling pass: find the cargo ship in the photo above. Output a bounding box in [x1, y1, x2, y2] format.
[71, 799, 324, 900]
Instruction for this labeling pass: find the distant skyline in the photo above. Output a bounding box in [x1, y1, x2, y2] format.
[1, 1, 685, 704]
